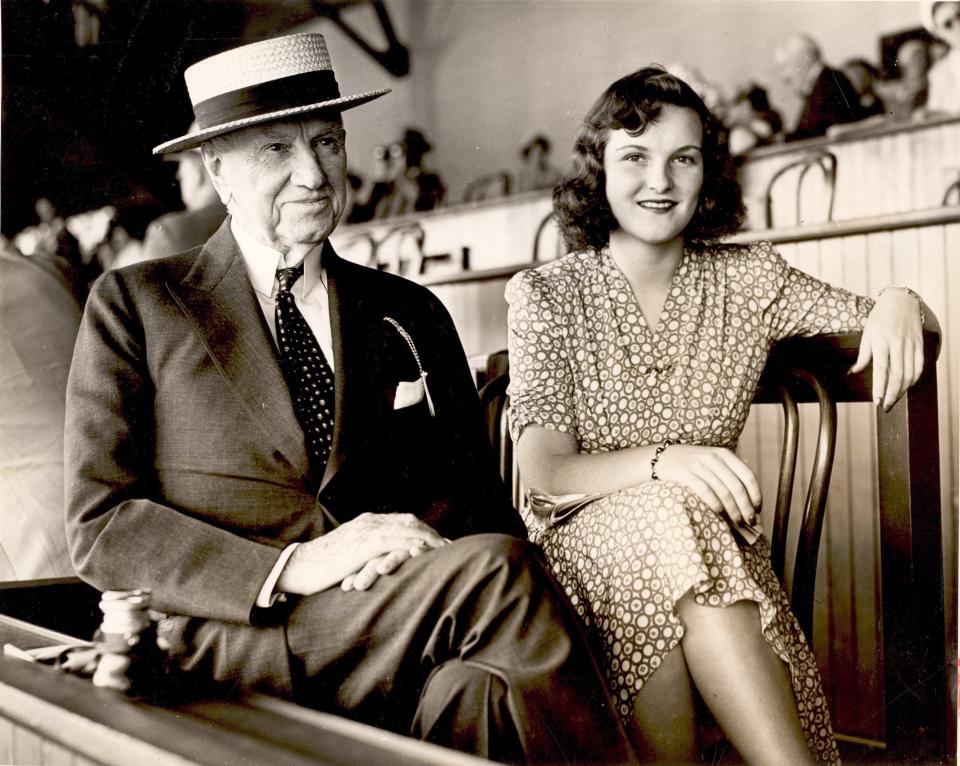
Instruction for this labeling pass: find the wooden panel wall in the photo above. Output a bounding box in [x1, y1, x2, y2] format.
[339, 120, 960, 278]
[740, 119, 960, 230]
[0, 718, 101, 766]
[737, 222, 959, 742]
[333, 193, 554, 276]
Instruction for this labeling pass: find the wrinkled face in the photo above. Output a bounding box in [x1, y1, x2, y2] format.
[934, 2, 960, 49]
[203, 115, 347, 251]
[603, 105, 704, 249]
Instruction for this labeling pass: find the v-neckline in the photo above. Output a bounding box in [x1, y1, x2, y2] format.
[604, 246, 688, 338]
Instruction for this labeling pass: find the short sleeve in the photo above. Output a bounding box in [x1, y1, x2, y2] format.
[505, 269, 576, 443]
[748, 242, 874, 341]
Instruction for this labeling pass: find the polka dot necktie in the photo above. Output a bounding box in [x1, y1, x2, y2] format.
[275, 265, 335, 478]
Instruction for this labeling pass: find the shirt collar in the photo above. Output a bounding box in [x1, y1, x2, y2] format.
[231, 217, 326, 298]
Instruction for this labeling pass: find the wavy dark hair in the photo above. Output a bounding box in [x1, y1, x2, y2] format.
[554, 66, 744, 252]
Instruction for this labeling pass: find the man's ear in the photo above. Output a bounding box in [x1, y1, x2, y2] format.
[200, 143, 231, 206]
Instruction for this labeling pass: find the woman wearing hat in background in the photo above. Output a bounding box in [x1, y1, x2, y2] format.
[924, 0, 960, 114]
[506, 67, 935, 765]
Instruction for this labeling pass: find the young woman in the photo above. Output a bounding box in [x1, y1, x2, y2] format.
[505, 67, 935, 765]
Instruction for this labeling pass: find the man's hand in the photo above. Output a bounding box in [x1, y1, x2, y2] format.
[276, 513, 447, 596]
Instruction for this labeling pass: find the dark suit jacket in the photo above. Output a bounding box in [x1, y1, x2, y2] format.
[787, 66, 863, 141]
[65, 220, 523, 633]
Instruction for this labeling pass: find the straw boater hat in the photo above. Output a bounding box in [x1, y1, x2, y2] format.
[153, 33, 390, 155]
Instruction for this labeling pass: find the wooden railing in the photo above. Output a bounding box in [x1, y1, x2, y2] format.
[333, 116, 960, 277]
[0, 581, 490, 766]
[740, 114, 960, 229]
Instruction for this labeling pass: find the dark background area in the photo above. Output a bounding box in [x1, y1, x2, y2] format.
[0, 0, 295, 239]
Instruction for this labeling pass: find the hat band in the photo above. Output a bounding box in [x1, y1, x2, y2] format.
[193, 70, 341, 130]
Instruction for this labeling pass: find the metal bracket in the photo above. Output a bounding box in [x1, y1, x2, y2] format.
[312, 0, 410, 77]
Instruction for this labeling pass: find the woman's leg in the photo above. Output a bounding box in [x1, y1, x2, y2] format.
[629, 645, 699, 763]
[676, 595, 815, 766]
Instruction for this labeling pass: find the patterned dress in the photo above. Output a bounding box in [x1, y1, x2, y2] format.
[505, 241, 873, 765]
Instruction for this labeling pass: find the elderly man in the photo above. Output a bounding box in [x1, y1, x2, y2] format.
[65, 33, 635, 764]
[775, 34, 864, 141]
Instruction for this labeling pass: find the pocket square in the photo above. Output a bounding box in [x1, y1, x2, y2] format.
[394, 378, 426, 410]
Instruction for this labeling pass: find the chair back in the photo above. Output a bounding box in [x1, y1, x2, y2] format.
[531, 211, 564, 263]
[763, 150, 837, 229]
[478, 352, 838, 642]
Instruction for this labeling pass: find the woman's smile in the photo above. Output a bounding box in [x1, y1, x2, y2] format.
[603, 104, 704, 251]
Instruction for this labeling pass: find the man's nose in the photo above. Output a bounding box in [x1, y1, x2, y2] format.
[291, 144, 326, 188]
[644, 161, 673, 194]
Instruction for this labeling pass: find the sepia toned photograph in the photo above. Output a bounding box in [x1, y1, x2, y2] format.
[0, 1, 956, 764]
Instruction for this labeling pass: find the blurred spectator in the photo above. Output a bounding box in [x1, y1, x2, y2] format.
[875, 38, 930, 120]
[100, 217, 144, 271]
[71, 0, 107, 47]
[66, 205, 115, 256]
[726, 84, 783, 155]
[14, 197, 82, 262]
[13, 196, 98, 289]
[346, 142, 401, 223]
[347, 129, 445, 221]
[841, 58, 887, 119]
[667, 63, 727, 115]
[774, 34, 864, 140]
[139, 126, 227, 264]
[923, 0, 960, 114]
[930, 37, 950, 65]
[374, 128, 445, 218]
[0, 245, 81, 579]
[516, 134, 563, 193]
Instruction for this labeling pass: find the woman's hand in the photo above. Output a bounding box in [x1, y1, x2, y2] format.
[656, 444, 762, 531]
[850, 288, 924, 411]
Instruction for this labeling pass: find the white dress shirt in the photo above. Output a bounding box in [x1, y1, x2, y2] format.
[231, 219, 335, 606]
[232, 218, 336, 371]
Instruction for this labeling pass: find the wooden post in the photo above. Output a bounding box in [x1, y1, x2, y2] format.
[876, 331, 947, 761]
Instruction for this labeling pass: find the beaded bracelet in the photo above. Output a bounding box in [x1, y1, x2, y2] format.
[878, 286, 925, 325]
[650, 439, 679, 481]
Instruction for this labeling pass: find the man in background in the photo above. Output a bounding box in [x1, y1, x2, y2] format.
[775, 34, 864, 140]
[138, 124, 226, 263]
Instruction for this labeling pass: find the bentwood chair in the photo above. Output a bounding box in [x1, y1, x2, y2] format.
[763, 150, 838, 229]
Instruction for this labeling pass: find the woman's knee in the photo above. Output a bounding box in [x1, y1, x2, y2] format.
[676, 593, 761, 634]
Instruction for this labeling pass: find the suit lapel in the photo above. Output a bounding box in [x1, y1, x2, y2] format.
[167, 221, 310, 478]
